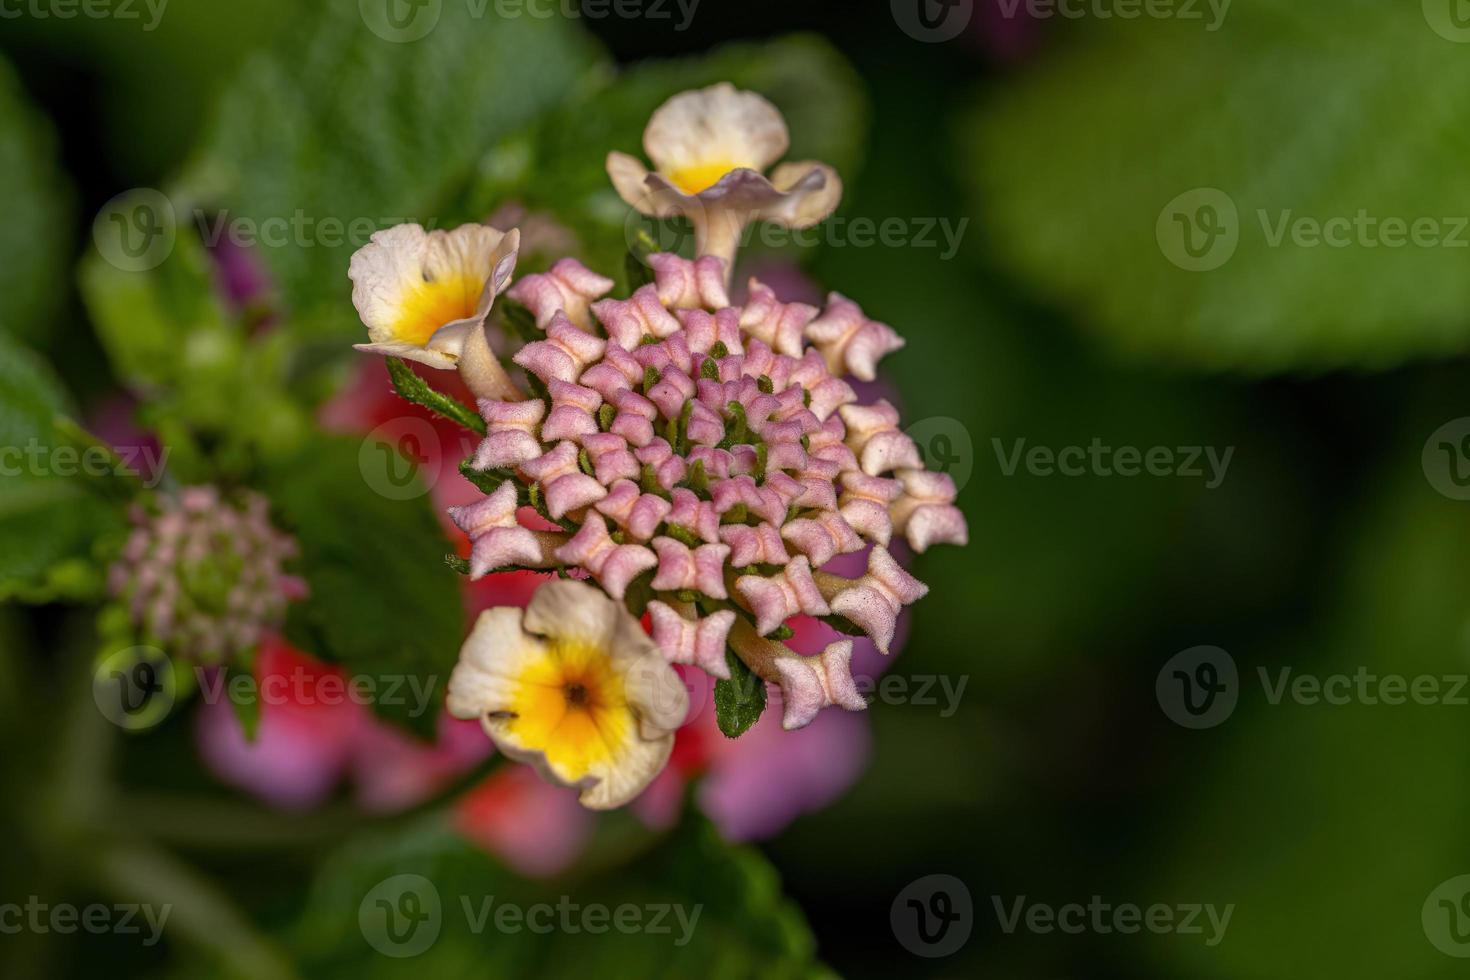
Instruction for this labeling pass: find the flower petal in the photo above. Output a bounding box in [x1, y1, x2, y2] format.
[643, 83, 789, 186]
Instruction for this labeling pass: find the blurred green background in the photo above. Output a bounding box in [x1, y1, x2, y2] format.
[5, 0, 1470, 977]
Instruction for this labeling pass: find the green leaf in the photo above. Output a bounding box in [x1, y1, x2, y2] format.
[0, 334, 125, 599]
[1145, 462, 1470, 978]
[277, 813, 821, 976]
[386, 358, 486, 435]
[176, 3, 603, 342]
[472, 34, 868, 275]
[261, 436, 463, 737]
[0, 56, 70, 343]
[962, 1, 1470, 372]
[79, 219, 229, 393]
[714, 647, 767, 738]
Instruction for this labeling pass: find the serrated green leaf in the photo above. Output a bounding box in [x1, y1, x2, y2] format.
[0, 55, 70, 343]
[260, 437, 462, 738]
[175, 3, 603, 343]
[963, 1, 1470, 372]
[79, 221, 229, 392]
[714, 647, 767, 738]
[0, 334, 125, 598]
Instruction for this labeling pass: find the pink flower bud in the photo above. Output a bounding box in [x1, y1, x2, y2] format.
[647, 601, 734, 679]
[553, 515, 657, 600]
[733, 556, 830, 635]
[507, 258, 615, 330]
[650, 537, 731, 599]
[512, 312, 608, 385]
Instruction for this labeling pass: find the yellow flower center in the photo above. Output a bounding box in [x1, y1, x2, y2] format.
[503, 639, 631, 779]
[667, 160, 743, 195]
[392, 273, 484, 347]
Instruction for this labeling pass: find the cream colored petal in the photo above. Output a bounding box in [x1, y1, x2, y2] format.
[352, 340, 459, 370]
[348, 223, 432, 342]
[758, 162, 843, 229]
[578, 729, 675, 810]
[522, 578, 620, 651]
[644, 83, 789, 177]
[348, 222, 519, 358]
[445, 607, 546, 719]
[607, 152, 666, 217]
[423, 224, 509, 288]
[424, 318, 476, 354]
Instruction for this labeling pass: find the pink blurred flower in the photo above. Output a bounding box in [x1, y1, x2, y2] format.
[320, 357, 486, 517]
[195, 637, 488, 811]
[637, 650, 873, 842]
[454, 766, 595, 878]
[189, 364, 595, 873]
[209, 238, 274, 313]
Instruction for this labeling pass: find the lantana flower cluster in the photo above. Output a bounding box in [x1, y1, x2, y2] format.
[109, 486, 306, 663]
[347, 83, 968, 809]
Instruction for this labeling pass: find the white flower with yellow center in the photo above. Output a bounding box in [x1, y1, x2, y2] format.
[349, 223, 522, 399]
[446, 579, 690, 810]
[607, 83, 842, 275]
